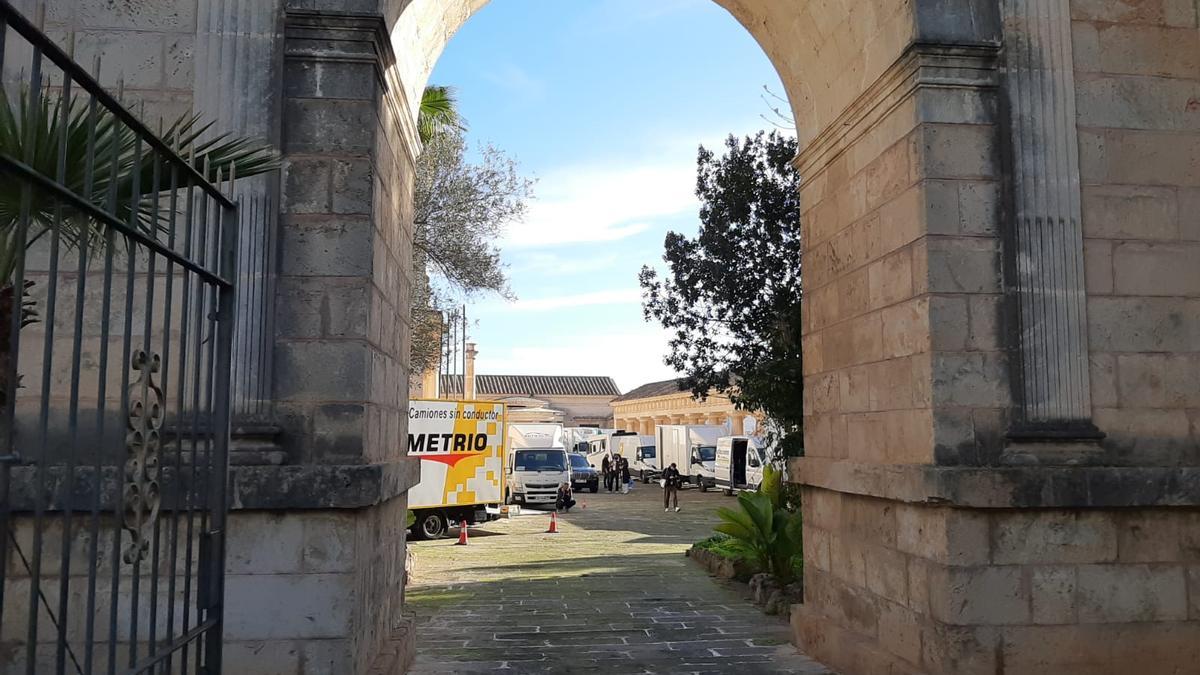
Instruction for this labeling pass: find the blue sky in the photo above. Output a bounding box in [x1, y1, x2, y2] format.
[430, 0, 787, 393]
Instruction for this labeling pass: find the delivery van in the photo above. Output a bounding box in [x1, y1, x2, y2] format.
[714, 435, 767, 495]
[406, 399, 507, 539]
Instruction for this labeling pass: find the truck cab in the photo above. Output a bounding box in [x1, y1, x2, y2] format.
[507, 424, 570, 507]
[715, 435, 767, 495]
[616, 434, 658, 483]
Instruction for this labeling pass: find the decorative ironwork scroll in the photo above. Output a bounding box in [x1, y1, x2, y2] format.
[123, 350, 164, 565]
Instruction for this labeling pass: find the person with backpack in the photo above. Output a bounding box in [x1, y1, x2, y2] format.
[662, 462, 682, 512]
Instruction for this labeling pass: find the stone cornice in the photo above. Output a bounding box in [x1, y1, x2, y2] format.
[792, 457, 1200, 509]
[795, 41, 1000, 179]
[283, 8, 421, 166]
[7, 460, 422, 512]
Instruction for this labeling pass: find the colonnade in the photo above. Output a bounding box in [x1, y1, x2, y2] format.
[612, 413, 751, 436]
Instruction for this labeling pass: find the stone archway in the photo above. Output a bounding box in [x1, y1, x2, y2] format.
[273, 0, 1200, 672]
[25, 0, 1200, 672]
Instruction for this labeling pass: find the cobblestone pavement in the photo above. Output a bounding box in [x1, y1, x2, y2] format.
[406, 483, 833, 674]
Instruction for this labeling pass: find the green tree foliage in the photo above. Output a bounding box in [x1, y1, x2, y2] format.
[714, 490, 803, 583]
[639, 131, 803, 454]
[409, 86, 532, 374]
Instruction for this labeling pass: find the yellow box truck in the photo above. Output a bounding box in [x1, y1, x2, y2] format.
[406, 399, 506, 539]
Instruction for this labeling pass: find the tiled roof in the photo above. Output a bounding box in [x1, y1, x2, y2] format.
[611, 378, 688, 402]
[440, 375, 621, 398]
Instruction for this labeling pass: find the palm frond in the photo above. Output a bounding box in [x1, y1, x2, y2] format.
[0, 84, 281, 284]
[418, 85, 467, 144]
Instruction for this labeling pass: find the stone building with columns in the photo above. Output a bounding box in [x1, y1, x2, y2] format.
[612, 379, 757, 437]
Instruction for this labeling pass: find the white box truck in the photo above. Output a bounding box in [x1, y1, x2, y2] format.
[714, 435, 767, 495]
[656, 425, 723, 491]
[611, 433, 658, 483]
[506, 423, 571, 507]
[406, 399, 507, 540]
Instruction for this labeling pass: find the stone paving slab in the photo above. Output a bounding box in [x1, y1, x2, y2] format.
[407, 486, 834, 674]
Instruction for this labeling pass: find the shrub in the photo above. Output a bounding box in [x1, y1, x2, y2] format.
[714, 490, 803, 584]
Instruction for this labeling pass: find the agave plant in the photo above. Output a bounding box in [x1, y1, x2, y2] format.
[0, 82, 279, 404]
[714, 488, 803, 584]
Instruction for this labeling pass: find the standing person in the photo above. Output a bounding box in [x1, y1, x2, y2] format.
[601, 455, 613, 492]
[662, 462, 681, 512]
[619, 456, 632, 494]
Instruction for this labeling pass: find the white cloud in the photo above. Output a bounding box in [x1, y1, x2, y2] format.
[477, 288, 642, 314]
[510, 251, 623, 276]
[505, 161, 698, 248]
[475, 328, 680, 393]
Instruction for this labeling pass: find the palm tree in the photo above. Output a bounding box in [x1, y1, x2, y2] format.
[0, 84, 280, 404]
[418, 85, 467, 145]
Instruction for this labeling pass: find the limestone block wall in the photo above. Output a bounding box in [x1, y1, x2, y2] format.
[1072, 1, 1200, 465]
[16, 0, 198, 124]
[797, 489, 1200, 674]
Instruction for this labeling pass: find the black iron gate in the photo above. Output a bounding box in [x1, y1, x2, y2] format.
[0, 2, 238, 672]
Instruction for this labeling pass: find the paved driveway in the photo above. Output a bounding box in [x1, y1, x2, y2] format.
[406, 483, 832, 674]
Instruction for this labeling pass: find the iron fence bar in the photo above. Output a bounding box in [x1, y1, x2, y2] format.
[181, 163, 214, 675]
[203, 178, 239, 675]
[167, 154, 200, 675]
[45, 63, 74, 675]
[121, 616, 218, 675]
[0, 0, 237, 209]
[0, 8, 9, 645]
[194, 177, 222, 675]
[95, 86, 124, 675]
[144, 144, 170, 666]
[19, 37, 46, 675]
[77, 75, 104, 675]
[0, 156, 233, 287]
[122, 126, 144, 671]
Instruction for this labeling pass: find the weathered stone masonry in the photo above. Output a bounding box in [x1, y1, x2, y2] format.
[19, 0, 1200, 673]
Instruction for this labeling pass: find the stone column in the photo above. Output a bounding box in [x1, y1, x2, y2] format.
[730, 415, 745, 436]
[999, 0, 1102, 451]
[194, 0, 284, 432]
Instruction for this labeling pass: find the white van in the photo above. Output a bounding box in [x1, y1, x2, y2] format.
[506, 423, 570, 507]
[714, 435, 767, 495]
[656, 425, 722, 490]
[611, 434, 657, 483]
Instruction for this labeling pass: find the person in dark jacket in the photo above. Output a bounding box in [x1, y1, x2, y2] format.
[662, 462, 682, 512]
[601, 455, 613, 492]
[619, 456, 632, 494]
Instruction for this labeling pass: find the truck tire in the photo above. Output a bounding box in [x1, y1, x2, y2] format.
[412, 512, 447, 540]
[641, 470, 649, 484]
[590, 481, 599, 494]
[724, 488, 734, 497]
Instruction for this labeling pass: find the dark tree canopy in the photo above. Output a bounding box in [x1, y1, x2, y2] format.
[640, 131, 803, 451]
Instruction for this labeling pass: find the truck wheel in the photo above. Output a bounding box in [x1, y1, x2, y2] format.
[590, 482, 599, 494]
[413, 512, 447, 540]
[724, 488, 734, 497]
[641, 470, 649, 484]
[699, 480, 708, 493]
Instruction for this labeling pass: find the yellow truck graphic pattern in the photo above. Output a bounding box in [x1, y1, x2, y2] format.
[407, 399, 506, 509]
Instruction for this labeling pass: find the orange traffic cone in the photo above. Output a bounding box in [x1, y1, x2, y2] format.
[546, 511, 559, 534]
[456, 520, 469, 545]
